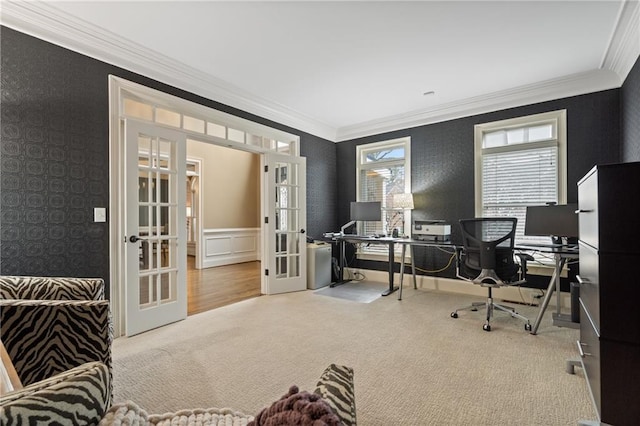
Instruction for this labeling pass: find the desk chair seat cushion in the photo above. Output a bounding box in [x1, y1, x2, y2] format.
[459, 247, 519, 284]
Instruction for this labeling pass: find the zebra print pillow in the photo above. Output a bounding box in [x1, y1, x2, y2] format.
[0, 300, 112, 398]
[0, 276, 105, 301]
[0, 361, 110, 425]
[314, 364, 357, 426]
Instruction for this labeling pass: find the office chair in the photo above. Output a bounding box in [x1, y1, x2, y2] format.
[451, 218, 533, 332]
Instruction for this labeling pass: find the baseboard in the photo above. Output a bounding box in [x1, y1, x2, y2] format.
[345, 267, 572, 309]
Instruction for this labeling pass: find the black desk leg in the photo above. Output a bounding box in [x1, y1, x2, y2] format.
[330, 239, 350, 288]
[381, 241, 399, 296]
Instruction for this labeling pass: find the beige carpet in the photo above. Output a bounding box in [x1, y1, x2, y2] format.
[111, 284, 597, 425]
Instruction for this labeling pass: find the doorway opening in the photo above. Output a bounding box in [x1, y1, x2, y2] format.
[185, 145, 262, 316]
[109, 76, 304, 337]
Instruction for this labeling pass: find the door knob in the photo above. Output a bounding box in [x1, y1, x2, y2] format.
[129, 235, 142, 243]
[300, 229, 306, 234]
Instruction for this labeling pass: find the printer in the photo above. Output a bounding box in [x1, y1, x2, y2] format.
[412, 220, 451, 241]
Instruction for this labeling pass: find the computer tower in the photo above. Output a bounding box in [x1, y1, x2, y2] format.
[307, 242, 331, 289]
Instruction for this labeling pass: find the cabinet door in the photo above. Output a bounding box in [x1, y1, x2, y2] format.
[577, 167, 598, 249]
[599, 252, 640, 344]
[578, 241, 599, 334]
[578, 300, 601, 418]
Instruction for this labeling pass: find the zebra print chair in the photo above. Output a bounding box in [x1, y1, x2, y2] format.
[0, 276, 113, 405]
[1, 362, 356, 425]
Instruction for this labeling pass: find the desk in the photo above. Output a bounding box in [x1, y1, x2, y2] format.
[333, 235, 400, 296]
[516, 244, 579, 335]
[332, 235, 456, 297]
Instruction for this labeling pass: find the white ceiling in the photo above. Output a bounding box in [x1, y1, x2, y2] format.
[2, 1, 639, 141]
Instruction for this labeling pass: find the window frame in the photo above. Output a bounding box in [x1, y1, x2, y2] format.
[474, 110, 567, 245]
[356, 137, 411, 258]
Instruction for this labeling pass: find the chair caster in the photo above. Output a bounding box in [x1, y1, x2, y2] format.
[451, 312, 458, 318]
[524, 323, 532, 332]
[483, 324, 491, 332]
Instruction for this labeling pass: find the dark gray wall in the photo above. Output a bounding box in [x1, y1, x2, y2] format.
[337, 89, 621, 283]
[0, 27, 338, 292]
[1, 25, 636, 291]
[622, 56, 640, 162]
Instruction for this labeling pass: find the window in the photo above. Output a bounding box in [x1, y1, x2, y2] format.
[475, 110, 567, 244]
[356, 137, 411, 255]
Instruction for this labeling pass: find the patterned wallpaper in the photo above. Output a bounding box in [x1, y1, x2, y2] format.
[0, 27, 338, 292]
[336, 89, 621, 283]
[622, 56, 640, 162]
[1, 27, 110, 280]
[300, 134, 338, 241]
[1, 25, 634, 290]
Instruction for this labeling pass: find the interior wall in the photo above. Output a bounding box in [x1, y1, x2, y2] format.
[336, 89, 621, 285]
[621, 56, 640, 162]
[0, 26, 338, 294]
[186, 140, 260, 229]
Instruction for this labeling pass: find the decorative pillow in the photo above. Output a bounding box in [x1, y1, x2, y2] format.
[100, 401, 149, 425]
[0, 361, 110, 425]
[250, 385, 341, 425]
[314, 364, 357, 426]
[148, 407, 254, 426]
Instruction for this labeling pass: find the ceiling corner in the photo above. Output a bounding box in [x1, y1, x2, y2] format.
[601, 0, 640, 82]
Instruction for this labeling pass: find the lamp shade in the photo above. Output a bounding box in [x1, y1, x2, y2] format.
[393, 193, 414, 210]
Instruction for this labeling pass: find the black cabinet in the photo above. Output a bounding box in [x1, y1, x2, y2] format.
[576, 162, 640, 425]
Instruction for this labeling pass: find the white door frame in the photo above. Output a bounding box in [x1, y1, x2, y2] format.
[186, 157, 202, 268]
[108, 76, 301, 337]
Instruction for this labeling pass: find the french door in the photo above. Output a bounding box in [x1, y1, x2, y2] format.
[263, 153, 307, 294]
[124, 120, 187, 335]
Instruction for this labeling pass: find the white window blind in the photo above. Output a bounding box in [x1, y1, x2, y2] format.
[476, 110, 567, 244]
[356, 138, 411, 256]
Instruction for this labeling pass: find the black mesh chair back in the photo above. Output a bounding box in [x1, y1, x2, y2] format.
[459, 217, 519, 283]
[453, 217, 532, 331]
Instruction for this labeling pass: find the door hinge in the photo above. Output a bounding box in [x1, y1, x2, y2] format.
[264, 165, 268, 173]
[265, 269, 269, 276]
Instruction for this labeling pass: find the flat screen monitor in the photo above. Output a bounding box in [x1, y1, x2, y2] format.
[524, 204, 579, 238]
[350, 201, 381, 222]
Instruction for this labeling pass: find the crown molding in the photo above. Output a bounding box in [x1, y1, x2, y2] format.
[335, 0, 639, 142]
[2, 0, 638, 143]
[601, 0, 640, 83]
[0, 0, 338, 141]
[335, 69, 622, 141]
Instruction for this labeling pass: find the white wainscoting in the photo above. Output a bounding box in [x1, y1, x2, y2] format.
[202, 228, 261, 268]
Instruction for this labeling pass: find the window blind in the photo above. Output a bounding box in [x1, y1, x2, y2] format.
[482, 145, 558, 243]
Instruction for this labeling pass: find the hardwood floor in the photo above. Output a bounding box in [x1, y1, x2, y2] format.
[187, 256, 261, 315]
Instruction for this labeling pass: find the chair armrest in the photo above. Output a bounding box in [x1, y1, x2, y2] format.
[314, 364, 357, 426]
[0, 361, 110, 425]
[515, 253, 535, 280]
[0, 300, 112, 394]
[0, 276, 105, 301]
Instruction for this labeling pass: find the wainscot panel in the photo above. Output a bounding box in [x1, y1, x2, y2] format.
[202, 228, 260, 268]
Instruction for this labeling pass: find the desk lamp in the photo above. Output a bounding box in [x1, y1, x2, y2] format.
[391, 193, 414, 237]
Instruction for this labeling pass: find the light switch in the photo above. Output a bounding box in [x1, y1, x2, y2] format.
[94, 207, 107, 223]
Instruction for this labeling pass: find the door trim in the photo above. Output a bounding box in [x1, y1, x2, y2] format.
[109, 76, 302, 337]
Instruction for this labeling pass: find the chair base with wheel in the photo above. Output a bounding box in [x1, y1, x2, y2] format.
[451, 218, 533, 332]
[451, 285, 532, 332]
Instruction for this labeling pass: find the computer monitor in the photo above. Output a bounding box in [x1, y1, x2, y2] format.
[350, 201, 381, 222]
[524, 204, 579, 242]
